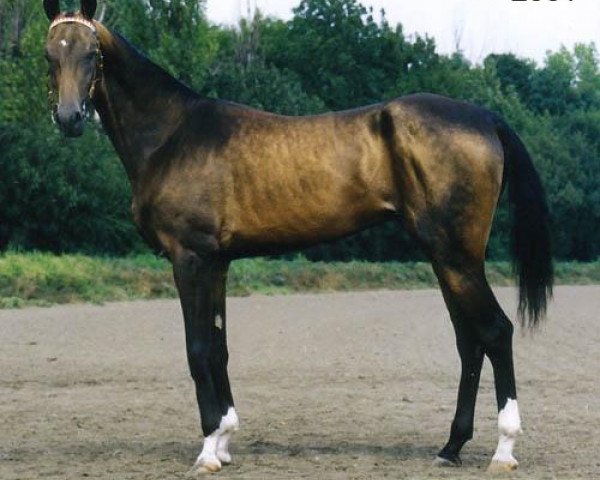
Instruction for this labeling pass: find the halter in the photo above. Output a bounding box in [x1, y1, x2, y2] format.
[47, 13, 104, 114]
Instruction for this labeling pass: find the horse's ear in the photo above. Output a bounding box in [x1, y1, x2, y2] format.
[80, 0, 97, 20]
[43, 0, 60, 20]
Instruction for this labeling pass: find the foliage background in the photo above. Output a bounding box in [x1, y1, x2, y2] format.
[1, 0, 599, 261]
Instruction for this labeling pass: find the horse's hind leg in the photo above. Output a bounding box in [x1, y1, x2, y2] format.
[434, 288, 484, 466]
[434, 260, 522, 472]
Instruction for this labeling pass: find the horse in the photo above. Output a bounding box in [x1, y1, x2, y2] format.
[43, 0, 553, 475]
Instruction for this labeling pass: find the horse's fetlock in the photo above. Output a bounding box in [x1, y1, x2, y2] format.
[451, 419, 473, 442]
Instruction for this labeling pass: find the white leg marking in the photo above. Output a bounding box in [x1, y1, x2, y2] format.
[195, 432, 221, 473]
[192, 408, 239, 474]
[489, 399, 522, 471]
[217, 408, 239, 464]
[216, 433, 232, 464]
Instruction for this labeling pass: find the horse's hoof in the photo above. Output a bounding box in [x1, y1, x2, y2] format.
[433, 455, 461, 467]
[188, 460, 222, 477]
[487, 458, 518, 474]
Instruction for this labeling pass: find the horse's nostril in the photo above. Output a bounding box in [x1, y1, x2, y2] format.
[56, 105, 84, 126]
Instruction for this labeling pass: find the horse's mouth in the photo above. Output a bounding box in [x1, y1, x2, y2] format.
[59, 119, 85, 137]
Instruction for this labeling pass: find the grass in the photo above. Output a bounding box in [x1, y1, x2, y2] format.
[0, 252, 599, 309]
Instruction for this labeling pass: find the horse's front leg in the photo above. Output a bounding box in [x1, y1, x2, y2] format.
[209, 263, 238, 466]
[173, 250, 239, 475]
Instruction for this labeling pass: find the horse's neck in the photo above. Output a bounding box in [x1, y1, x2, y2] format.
[92, 23, 195, 185]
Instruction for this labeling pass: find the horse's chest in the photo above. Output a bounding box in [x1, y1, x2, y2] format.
[131, 184, 220, 256]
[131, 198, 164, 252]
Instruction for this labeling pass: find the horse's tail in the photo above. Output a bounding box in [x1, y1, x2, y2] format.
[496, 119, 553, 329]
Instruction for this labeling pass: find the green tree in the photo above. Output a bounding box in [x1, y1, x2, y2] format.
[265, 0, 412, 109]
[103, 0, 218, 90]
[529, 47, 577, 115]
[572, 43, 600, 110]
[201, 13, 325, 114]
[484, 53, 535, 105]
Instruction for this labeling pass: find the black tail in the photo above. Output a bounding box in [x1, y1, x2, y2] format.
[496, 120, 553, 328]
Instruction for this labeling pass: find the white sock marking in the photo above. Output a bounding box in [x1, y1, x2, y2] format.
[194, 407, 239, 470]
[492, 398, 522, 465]
[217, 432, 232, 464]
[197, 431, 220, 468]
[220, 407, 240, 432]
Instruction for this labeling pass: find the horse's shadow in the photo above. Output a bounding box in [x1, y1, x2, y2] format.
[241, 439, 437, 459]
[173, 438, 489, 466]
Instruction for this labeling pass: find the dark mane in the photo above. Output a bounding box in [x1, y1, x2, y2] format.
[107, 29, 200, 105]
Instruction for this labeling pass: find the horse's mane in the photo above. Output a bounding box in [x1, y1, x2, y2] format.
[104, 26, 201, 105]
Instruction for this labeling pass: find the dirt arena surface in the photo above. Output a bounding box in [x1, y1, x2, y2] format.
[1, 286, 599, 479]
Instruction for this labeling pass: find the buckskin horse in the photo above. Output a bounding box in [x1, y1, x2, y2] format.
[43, 0, 553, 475]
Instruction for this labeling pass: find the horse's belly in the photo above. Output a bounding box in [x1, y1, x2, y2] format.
[223, 194, 394, 256]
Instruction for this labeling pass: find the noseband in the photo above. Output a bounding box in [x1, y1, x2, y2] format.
[47, 14, 103, 115]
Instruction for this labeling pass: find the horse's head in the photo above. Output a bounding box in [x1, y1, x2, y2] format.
[44, 0, 99, 137]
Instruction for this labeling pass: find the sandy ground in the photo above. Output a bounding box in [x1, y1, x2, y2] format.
[1, 286, 599, 480]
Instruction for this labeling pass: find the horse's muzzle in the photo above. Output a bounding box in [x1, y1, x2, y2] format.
[56, 105, 85, 137]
